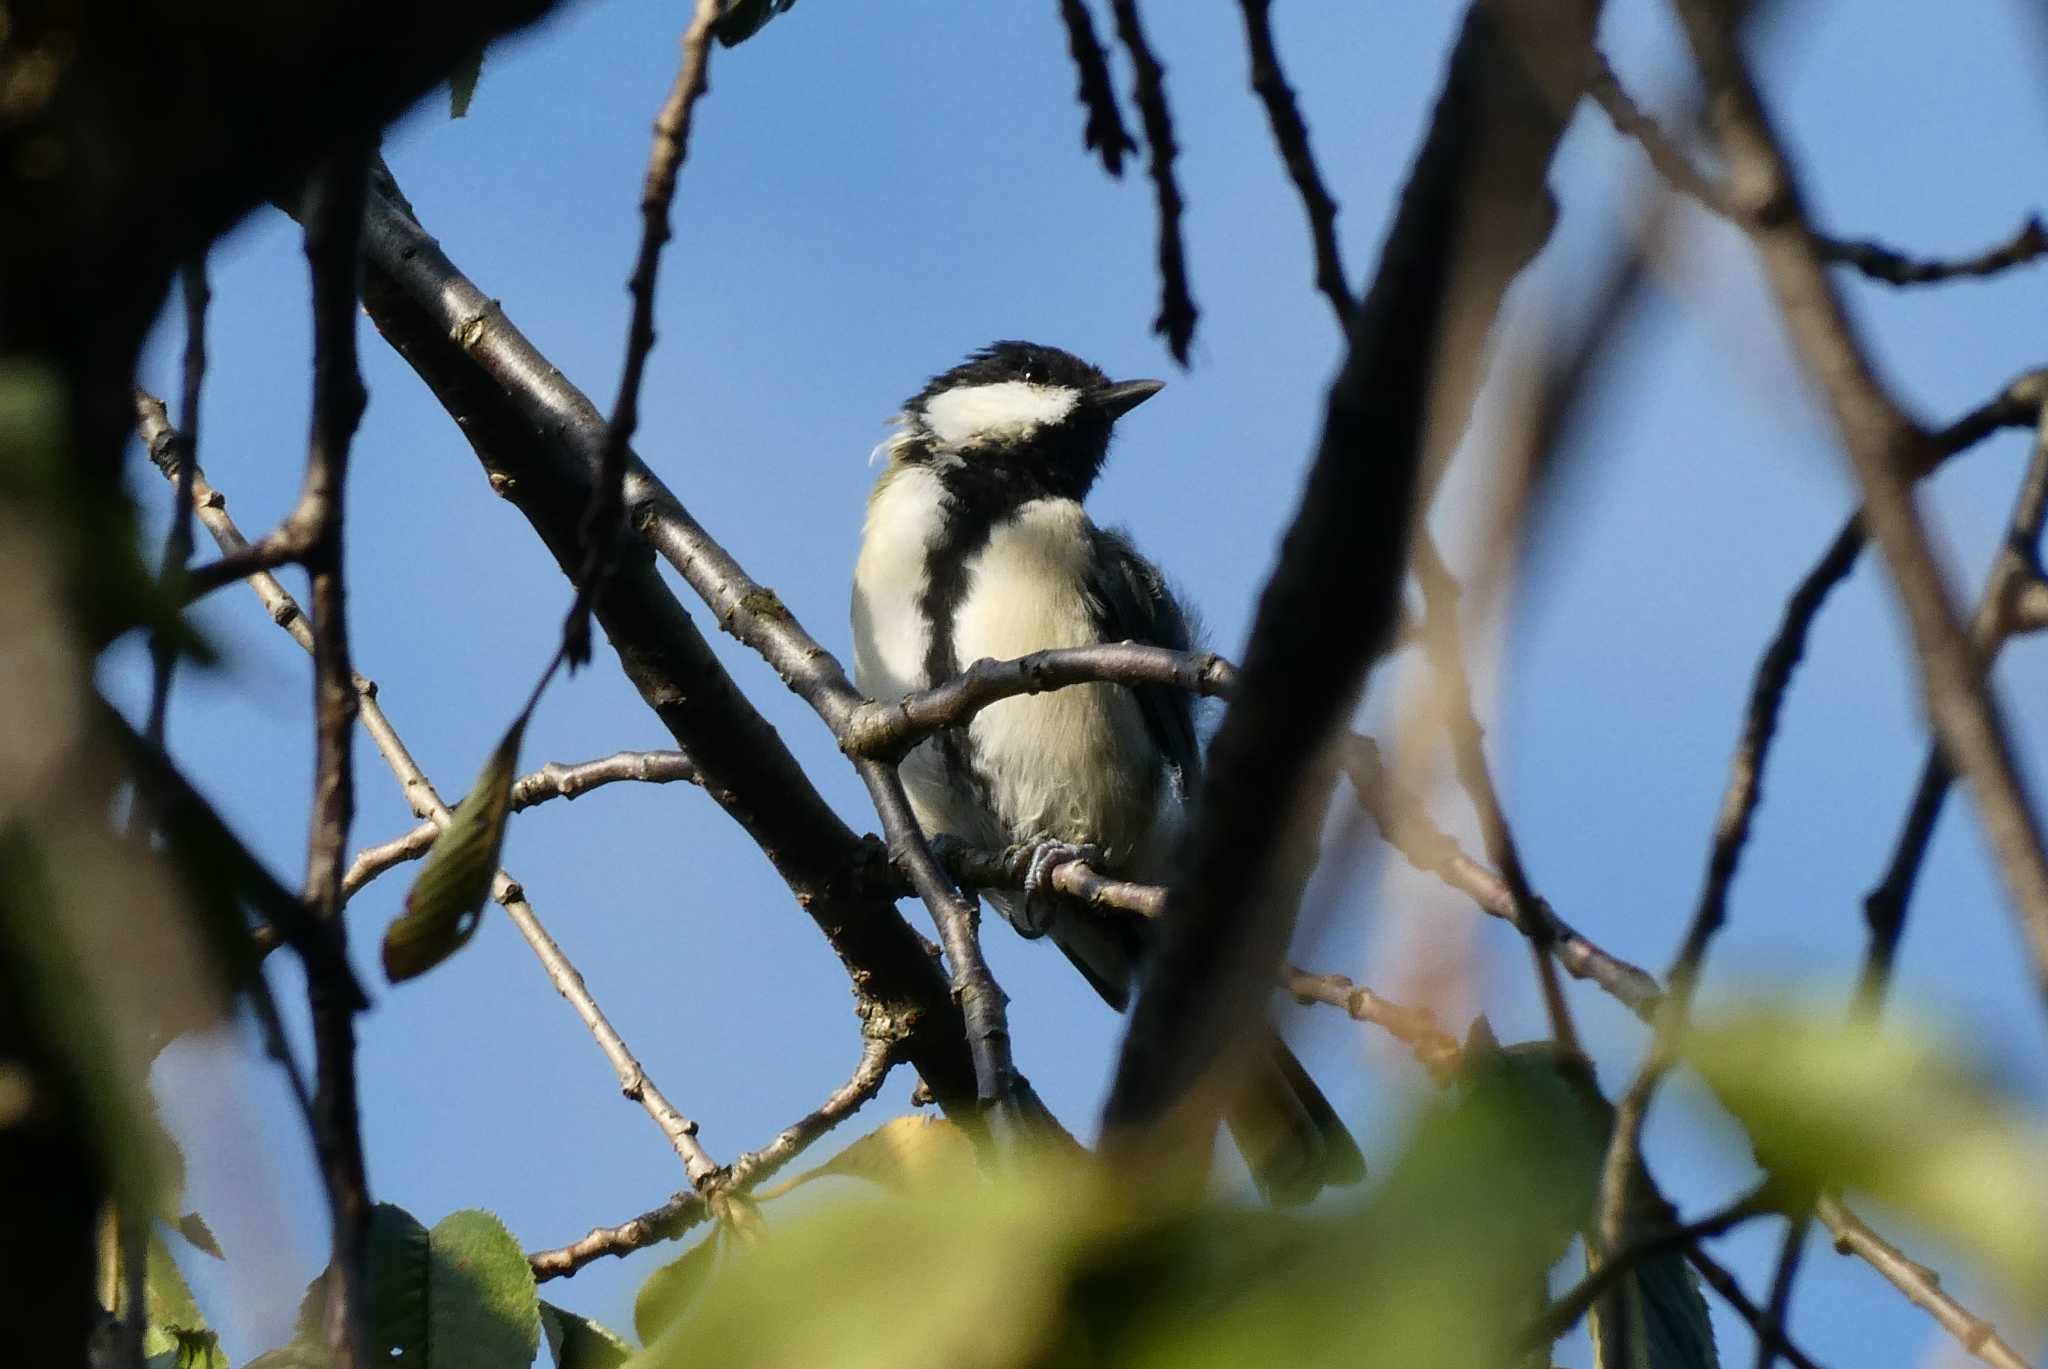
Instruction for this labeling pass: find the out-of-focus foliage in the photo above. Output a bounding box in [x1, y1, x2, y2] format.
[1690, 1003, 2048, 1304]
[543, 1299, 635, 1369]
[623, 1048, 1633, 1369]
[713, 0, 799, 47]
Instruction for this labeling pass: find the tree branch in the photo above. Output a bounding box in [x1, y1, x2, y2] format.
[1677, 0, 2048, 983]
[570, 0, 723, 664]
[1107, 0, 1196, 361]
[342, 750, 701, 896]
[1054, 0, 1134, 177]
[355, 170, 986, 1118]
[1816, 1195, 2037, 1369]
[1238, 0, 1352, 318]
[1104, 0, 1602, 1169]
[1589, 52, 2047, 288]
[527, 1032, 900, 1281]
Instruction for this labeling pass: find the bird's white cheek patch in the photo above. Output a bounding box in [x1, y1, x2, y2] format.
[922, 382, 1080, 450]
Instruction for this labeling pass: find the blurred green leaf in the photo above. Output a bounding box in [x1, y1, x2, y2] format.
[714, 0, 798, 46]
[633, 1230, 721, 1346]
[427, 1208, 540, 1369]
[544, 1300, 634, 1369]
[176, 1211, 224, 1259]
[1689, 1004, 2048, 1301]
[384, 719, 526, 983]
[755, 1113, 976, 1199]
[631, 1052, 1612, 1369]
[449, 47, 484, 117]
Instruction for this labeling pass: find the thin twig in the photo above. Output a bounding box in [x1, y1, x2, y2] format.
[527, 1034, 900, 1281]
[1589, 51, 2047, 288]
[296, 143, 373, 1369]
[1281, 968, 1460, 1077]
[342, 750, 700, 896]
[1687, 1249, 1828, 1369]
[1754, 1213, 1812, 1369]
[1238, 0, 1351, 318]
[1107, 0, 1196, 361]
[1860, 384, 2048, 1016]
[1679, 0, 2048, 1001]
[1528, 1184, 1775, 1347]
[1055, 0, 1133, 177]
[144, 259, 211, 742]
[568, 0, 722, 665]
[141, 402, 721, 1191]
[1816, 1196, 2037, 1369]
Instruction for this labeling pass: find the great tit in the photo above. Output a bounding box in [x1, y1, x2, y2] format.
[851, 340, 1365, 1204]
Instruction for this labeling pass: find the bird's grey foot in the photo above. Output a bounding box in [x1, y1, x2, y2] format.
[1011, 840, 1104, 939]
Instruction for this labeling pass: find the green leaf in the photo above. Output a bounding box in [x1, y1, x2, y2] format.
[428, 1208, 541, 1369]
[543, 1301, 635, 1369]
[633, 1230, 720, 1346]
[1688, 1004, 2048, 1301]
[176, 1211, 224, 1259]
[449, 47, 484, 118]
[713, 0, 798, 46]
[754, 1114, 976, 1199]
[384, 719, 526, 983]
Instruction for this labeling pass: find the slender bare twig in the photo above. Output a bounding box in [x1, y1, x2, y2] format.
[1238, 0, 1351, 318]
[343, 750, 700, 895]
[1687, 1249, 1828, 1369]
[527, 1034, 900, 1281]
[1681, 0, 2048, 997]
[144, 259, 211, 742]
[1589, 52, 2047, 288]
[1281, 969, 1460, 1077]
[1861, 387, 2048, 1015]
[1055, 0, 1133, 177]
[1816, 1196, 2037, 1369]
[568, 0, 722, 665]
[1107, 0, 1195, 362]
[141, 405, 720, 1190]
[294, 143, 374, 1369]
[1528, 1184, 1776, 1347]
[1752, 1213, 1813, 1369]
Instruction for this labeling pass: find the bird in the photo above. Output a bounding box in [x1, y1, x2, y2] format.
[850, 340, 1365, 1204]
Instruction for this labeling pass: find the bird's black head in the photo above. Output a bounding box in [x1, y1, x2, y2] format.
[890, 341, 1163, 504]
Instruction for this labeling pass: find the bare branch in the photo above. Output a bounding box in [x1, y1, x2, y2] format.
[1239, 0, 1352, 318]
[1054, 0, 1134, 177]
[1753, 1213, 1813, 1369]
[343, 750, 700, 896]
[1590, 52, 2046, 288]
[1676, 0, 2048, 1002]
[296, 142, 374, 1369]
[1861, 387, 2048, 1014]
[528, 1034, 900, 1282]
[1107, 0, 1196, 361]
[1281, 968, 1461, 1077]
[1686, 1249, 1829, 1369]
[1817, 1196, 2037, 1369]
[569, 0, 722, 664]
[357, 172, 986, 1117]
[143, 408, 722, 1191]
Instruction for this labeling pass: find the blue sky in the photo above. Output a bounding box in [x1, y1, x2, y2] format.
[111, 1, 2048, 1363]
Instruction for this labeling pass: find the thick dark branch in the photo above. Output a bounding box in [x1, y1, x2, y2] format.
[1102, 0, 1601, 1159]
[343, 751, 702, 895]
[1589, 53, 2046, 289]
[355, 175, 984, 1117]
[1676, 0, 2048, 1002]
[571, 0, 723, 664]
[1107, 0, 1197, 361]
[1239, 0, 1352, 318]
[297, 143, 373, 1369]
[1055, 0, 1134, 177]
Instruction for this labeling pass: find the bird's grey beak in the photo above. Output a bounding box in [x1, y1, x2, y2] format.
[1095, 378, 1165, 420]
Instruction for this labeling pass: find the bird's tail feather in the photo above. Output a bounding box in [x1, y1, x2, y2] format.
[1223, 1037, 1367, 1207]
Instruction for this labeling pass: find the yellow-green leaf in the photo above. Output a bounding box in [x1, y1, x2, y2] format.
[383, 720, 525, 983]
[754, 1114, 976, 1198]
[633, 1230, 721, 1345]
[1688, 1004, 2048, 1301]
